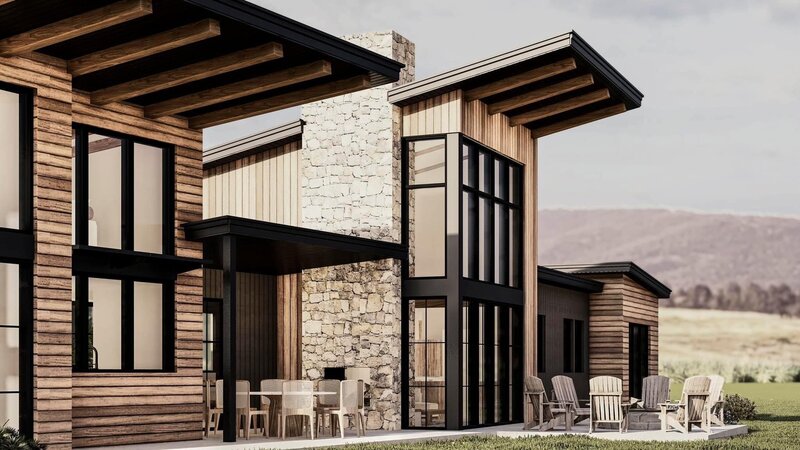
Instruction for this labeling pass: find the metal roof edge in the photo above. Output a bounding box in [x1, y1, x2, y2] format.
[546, 261, 671, 298]
[202, 120, 304, 167]
[538, 266, 605, 293]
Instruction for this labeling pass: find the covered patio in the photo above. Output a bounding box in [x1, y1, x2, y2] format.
[183, 216, 406, 442]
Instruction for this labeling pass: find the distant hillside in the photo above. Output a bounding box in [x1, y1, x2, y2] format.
[539, 209, 800, 291]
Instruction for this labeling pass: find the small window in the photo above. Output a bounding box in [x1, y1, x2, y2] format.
[563, 319, 573, 373]
[574, 320, 584, 373]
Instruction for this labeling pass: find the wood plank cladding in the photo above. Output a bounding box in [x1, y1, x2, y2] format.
[400, 90, 462, 136]
[202, 140, 301, 225]
[91, 42, 284, 106]
[204, 270, 278, 388]
[584, 274, 659, 401]
[276, 274, 302, 379]
[68, 19, 221, 77]
[2, 47, 204, 447]
[0, 0, 153, 56]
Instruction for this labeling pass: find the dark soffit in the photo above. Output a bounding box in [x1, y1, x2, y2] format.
[537, 265, 604, 293]
[546, 261, 672, 299]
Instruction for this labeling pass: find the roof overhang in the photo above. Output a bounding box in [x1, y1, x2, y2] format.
[72, 245, 206, 282]
[0, 0, 403, 129]
[203, 119, 303, 168]
[538, 266, 604, 293]
[546, 261, 671, 298]
[388, 31, 642, 138]
[183, 216, 407, 274]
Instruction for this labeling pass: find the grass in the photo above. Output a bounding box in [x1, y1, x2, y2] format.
[659, 308, 800, 382]
[332, 383, 799, 450]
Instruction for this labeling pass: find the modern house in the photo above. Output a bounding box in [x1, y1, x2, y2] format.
[0, 0, 670, 448]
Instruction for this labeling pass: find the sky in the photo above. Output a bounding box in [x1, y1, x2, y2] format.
[204, 0, 800, 217]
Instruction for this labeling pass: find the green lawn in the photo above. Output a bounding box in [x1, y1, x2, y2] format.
[335, 383, 799, 450]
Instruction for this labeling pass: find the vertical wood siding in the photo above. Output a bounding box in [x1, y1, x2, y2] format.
[1, 54, 205, 448]
[586, 274, 659, 400]
[202, 141, 301, 226]
[400, 91, 462, 136]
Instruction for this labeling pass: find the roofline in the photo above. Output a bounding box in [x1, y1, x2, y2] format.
[387, 31, 642, 109]
[538, 266, 604, 293]
[184, 0, 404, 86]
[202, 120, 303, 168]
[546, 261, 672, 298]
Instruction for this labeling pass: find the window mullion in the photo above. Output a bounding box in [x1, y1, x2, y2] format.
[121, 139, 134, 251]
[121, 280, 134, 370]
[75, 129, 89, 246]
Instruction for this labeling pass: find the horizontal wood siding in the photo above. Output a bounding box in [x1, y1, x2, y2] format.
[70, 91, 204, 447]
[586, 274, 660, 400]
[2, 54, 74, 450]
[202, 140, 300, 226]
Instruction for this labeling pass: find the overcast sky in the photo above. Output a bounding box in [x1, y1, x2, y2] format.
[204, 0, 800, 217]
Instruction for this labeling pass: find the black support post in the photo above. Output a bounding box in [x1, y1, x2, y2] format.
[221, 235, 238, 442]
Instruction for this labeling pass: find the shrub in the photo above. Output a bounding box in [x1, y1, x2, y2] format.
[0, 424, 45, 450]
[724, 394, 757, 424]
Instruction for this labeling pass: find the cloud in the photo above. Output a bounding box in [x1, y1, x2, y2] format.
[548, 0, 795, 21]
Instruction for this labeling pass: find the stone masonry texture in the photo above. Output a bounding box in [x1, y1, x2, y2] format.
[300, 31, 414, 430]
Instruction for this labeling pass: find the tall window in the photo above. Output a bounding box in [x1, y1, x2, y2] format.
[407, 139, 446, 278]
[408, 299, 446, 427]
[563, 318, 585, 373]
[462, 142, 522, 287]
[72, 127, 174, 371]
[537, 315, 546, 373]
[0, 83, 32, 433]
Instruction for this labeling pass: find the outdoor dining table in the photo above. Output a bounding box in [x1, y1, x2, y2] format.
[246, 390, 337, 437]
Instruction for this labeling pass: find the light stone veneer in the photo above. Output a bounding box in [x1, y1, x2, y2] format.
[299, 31, 414, 430]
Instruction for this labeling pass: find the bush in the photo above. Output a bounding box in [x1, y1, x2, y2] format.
[0, 424, 45, 450]
[724, 394, 757, 424]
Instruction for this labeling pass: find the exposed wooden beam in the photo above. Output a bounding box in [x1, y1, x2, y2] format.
[0, 0, 152, 56]
[0, 1, 16, 7]
[510, 89, 610, 126]
[145, 60, 332, 118]
[532, 103, 627, 138]
[90, 43, 283, 105]
[189, 75, 371, 129]
[488, 73, 595, 115]
[68, 19, 221, 76]
[464, 57, 577, 101]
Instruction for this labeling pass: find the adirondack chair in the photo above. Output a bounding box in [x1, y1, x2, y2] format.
[706, 375, 725, 426]
[641, 375, 670, 411]
[523, 376, 573, 431]
[588, 376, 629, 433]
[659, 376, 711, 433]
[551, 375, 589, 424]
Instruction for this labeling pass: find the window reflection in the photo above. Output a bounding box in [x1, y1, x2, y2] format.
[0, 90, 20, 230]
[408, 299, 446, 428]
[88, 134, 122, 249]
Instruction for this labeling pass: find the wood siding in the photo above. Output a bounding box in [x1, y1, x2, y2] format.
[202, 141, 301, 225]
[586, 274, 659, 400]
[400, 91, 462, 136]
[1, 53, 204, 448]
[203, 270, 278, 393]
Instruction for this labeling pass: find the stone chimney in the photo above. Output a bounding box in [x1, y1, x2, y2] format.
[299, 31, 414, 431]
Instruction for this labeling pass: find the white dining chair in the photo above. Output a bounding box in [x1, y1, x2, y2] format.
[237, 380, 268, 439]
[329, 380, 364, 438]
[315, 379, 341, 436]
[260, 379, 284, 437]
[281, 380, 315, 440]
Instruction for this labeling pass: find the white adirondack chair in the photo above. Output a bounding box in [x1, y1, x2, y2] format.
[589, 376, 629, 433]
[660, 376, 711, 433]
[706, 375, 725, 426]
[641, 375, 670, 411]
[523, 376, 573, 431]
[551, 375, 589, 424]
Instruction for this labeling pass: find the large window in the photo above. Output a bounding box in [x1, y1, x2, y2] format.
[0, 83, 32, 434]
[462, 142, 522, 287]
[72, 127, 175, 372]
[563, 318, 585, 373]
[407, 139, 446, 278]
[407, 299, 446, 428]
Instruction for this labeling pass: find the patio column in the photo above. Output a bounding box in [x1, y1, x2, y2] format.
[222, 235, 238, 442]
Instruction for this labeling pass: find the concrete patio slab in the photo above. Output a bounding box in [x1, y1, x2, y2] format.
[91, 422, 748, 450]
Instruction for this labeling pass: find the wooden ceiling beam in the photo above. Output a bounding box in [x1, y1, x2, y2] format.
[510, 88, 610, 126]
[0, 1, 16, 7]
[145, 60, 332, 118]
[464, 57, 576, 101]
[90, 42, 284, 105]
[532, 103, 627, 138]
[68, 19, 221, 76]
[189, 75, 371, 129]
[0, 0, 153, 56]
[488, 73, 595, 115]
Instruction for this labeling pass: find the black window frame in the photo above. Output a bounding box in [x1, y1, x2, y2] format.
[404, 297, 448, 429]
[0, 81, 34, 436]
[72, 125, 176, 373]
[562, 318, 586, 374]
[537, 314, 546, 373]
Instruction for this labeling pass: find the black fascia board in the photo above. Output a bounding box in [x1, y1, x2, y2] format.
[0, 229, 34, 263]
[183, 216, 407, 262]
[569, 31, 643, 109]
[183, 0, 404, 85]
[537, 265, 604, 293]
[547, 261, 672, 298]
[72, 245, 207, 282]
